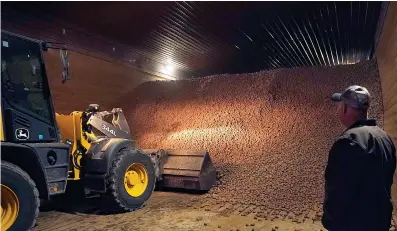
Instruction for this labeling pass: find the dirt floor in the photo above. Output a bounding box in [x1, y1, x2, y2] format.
[35, 190, 397, 231]
[35, 191, 331, 231]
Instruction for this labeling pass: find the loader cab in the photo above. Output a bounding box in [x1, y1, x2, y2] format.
[1, 31, 59, 142]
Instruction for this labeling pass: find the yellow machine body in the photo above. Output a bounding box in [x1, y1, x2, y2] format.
[55, 112, 91, 180]
[54, 108, 217, 191]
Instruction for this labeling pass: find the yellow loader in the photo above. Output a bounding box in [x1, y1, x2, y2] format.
[0, 30, 216, 231]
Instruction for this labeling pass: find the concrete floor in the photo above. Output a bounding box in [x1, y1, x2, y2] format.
[34, 192, 326, 231]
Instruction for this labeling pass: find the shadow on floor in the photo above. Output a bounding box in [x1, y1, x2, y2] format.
[40, 191, 107, 215]
[39, 181, 207, 215]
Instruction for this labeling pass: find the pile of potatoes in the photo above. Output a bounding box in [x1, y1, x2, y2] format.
[123, 60, 383, 213]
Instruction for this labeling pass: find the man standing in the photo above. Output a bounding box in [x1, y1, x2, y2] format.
[322, 85, 396, 231]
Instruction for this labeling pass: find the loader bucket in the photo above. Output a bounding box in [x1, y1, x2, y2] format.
[143, 149, 217, 191]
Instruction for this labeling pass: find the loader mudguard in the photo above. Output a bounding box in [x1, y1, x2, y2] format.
[83, 138, 135, 192]
[1, 142, 70, 200]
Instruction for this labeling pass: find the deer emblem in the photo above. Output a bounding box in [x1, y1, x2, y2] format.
[15, 128, 29, 140]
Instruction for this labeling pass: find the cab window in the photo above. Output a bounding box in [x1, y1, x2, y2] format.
[1, 34, 52, 121]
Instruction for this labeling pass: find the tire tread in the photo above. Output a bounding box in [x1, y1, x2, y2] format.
[103, 149, 155, 213]
[1, 161, 40, 231]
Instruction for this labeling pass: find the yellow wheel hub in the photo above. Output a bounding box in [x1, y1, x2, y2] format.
[1, 184, 19, 231]
[124, 163, 148, 197]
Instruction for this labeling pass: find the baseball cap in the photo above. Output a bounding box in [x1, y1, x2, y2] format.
[331, 85, 371, 109]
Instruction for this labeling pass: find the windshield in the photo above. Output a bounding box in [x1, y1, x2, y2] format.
[1, 33, 53, 122]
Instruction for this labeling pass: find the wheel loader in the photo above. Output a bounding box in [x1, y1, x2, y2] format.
[0, 30, 216, 231]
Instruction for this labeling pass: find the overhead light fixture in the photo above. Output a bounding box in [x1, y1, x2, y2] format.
[165, 64, 174, 72]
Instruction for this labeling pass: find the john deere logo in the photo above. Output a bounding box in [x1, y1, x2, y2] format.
[15, 128, 29, 140]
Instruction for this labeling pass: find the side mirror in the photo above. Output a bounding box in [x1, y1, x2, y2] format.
[41, 41, 70, 84]
[60, 49, 70, 84]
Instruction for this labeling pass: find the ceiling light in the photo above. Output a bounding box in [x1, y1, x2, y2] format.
[165, 64, 174, 72]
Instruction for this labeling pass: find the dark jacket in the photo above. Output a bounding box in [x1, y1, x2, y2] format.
[322, 119, 396, 231]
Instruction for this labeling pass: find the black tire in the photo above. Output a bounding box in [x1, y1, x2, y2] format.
[1, 161, 40, 231]
[102, 149, 156, 213]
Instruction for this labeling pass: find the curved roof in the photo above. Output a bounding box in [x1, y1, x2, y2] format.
[1, 2, 383, 79]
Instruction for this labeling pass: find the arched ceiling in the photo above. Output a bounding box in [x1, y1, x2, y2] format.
[1, 2, 383, 79]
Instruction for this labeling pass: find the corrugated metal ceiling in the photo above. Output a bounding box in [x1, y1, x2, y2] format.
[1, 2, 383, 79]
